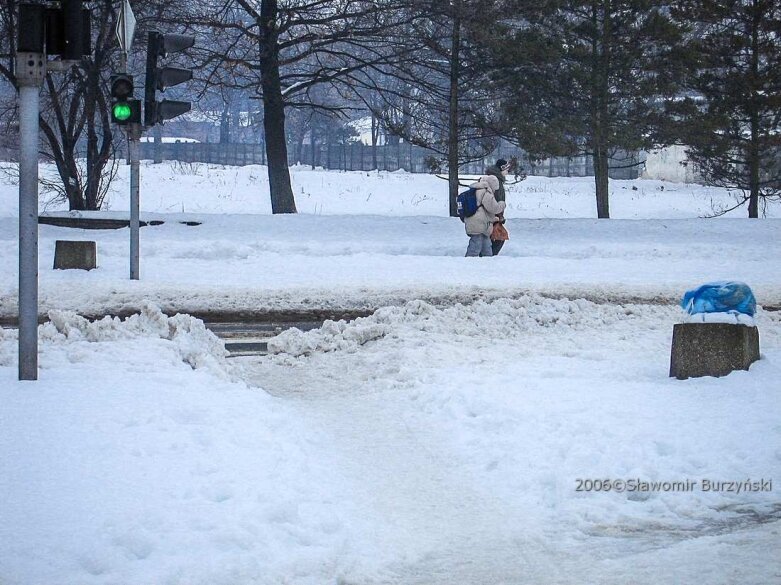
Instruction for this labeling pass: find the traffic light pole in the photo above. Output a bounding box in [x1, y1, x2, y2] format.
[117, 29, 194, 281]
[117, 35, 141, 280]
[16, 52, 46, 381]
[127, 123, 141, 280]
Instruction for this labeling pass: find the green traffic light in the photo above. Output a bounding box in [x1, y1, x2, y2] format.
[113, 102, 132, 122]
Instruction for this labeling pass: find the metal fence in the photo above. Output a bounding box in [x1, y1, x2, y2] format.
[139, 141, 643, 179]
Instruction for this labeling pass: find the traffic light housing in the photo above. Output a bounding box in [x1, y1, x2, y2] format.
[110, 74, 141, 125]
[17, 1, 91, 57]
[144, 31, 195, 127]
[53, 0, 90, 60]
[111, 73, 133, 100]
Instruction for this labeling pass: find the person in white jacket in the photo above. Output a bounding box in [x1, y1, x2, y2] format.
[464, 175, 506, 257]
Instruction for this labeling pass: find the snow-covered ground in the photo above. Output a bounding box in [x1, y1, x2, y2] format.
[1, 162, 780, 317]
[250, 297, 781, 584]
[2, 298, 780, 584]
[1, 163, 780, 584]
[0, 305, 383, 584]
[1, 160, 772, 219]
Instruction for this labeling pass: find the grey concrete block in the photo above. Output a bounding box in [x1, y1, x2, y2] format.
[54, 240, 97, 270]
[670, 323, 760, 380]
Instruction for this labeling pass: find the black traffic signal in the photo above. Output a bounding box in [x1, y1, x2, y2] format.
[111, 74, 141, 125]
[47, 0, 91, 59]
[17, 1, 91, 57]
[144, 31, 195, 127]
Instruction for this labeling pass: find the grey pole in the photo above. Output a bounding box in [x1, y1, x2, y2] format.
[118, 49, 141, 280]
[153, 124, 163, 164]
[16, 52, 46, 381]
[128, 124, 141, 280]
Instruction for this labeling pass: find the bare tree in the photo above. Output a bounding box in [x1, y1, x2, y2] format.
[0, 0, 116, 209]
[0, 0, 180, 210]
[345, 0, 502, 216]
[190, 0, 413, 213]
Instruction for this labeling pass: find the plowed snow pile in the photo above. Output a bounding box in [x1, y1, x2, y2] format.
[267, 296, 678, 357]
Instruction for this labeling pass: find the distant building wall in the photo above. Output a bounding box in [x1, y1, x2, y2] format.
[642, 146, 703, 183]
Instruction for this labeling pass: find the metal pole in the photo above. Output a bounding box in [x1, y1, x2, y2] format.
[128, 124, 141, 280]
[153, 124, 163, 163]
[17, 53, 46, 381]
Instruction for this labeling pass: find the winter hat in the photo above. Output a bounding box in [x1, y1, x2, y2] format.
[496, 158, 509, 171]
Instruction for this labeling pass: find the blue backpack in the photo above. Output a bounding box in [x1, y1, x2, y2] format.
[456, 188, 480, 222]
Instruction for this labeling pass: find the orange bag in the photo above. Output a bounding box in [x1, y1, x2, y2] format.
[491, 222, 509, 241]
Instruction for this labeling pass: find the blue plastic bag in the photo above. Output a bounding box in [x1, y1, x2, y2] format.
[681, 281, 756, 316]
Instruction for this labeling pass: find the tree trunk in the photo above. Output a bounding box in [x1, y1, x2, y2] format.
[594, 147, 610, 218]
[294, 124, 306, 164]
[258, 2, 296, 214]
[310, 116, 317, 169]
[84, 65, 107, 211]
[61, 141, 83, 210]
[748, 118, 760, 218]
[371, 112, 378, 169]
[748, 5, 760, 218]
[447, 0, 461, 217]
[86, 79, 99, 209]
[591, 0, 611, 219]
[154, 124, 163, 164]
[219, 105, 230, 144]
[326, 125, 332, 169]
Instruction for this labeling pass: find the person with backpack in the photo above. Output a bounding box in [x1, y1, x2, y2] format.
[485, 159, 511, 256]
[463, 174, 506, 257]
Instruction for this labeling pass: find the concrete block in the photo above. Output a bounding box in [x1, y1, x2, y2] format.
[670, 323, 759, 380]
[54, 240, 97, 270]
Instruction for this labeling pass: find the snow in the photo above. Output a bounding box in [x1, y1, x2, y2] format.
[1, 162, 780, 318]
[246, 296, 781, 583]
[2, 297, 779, 584]
[685, 311, 757, 325]
[0, 161, 771, 219]
[1, 162, 780, 583]
[0, 304, 380, 584]
[1, 212, 778, 319]
[139, 137, 201, 143]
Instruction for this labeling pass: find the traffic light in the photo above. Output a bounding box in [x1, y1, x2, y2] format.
[144, 31, 195, 127]
[17, 1, 91, 58]
[47, 0, 91, 59]
[111, 74, 141, 125]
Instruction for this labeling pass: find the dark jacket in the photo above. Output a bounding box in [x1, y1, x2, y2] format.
[484, 165, 506, 203]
